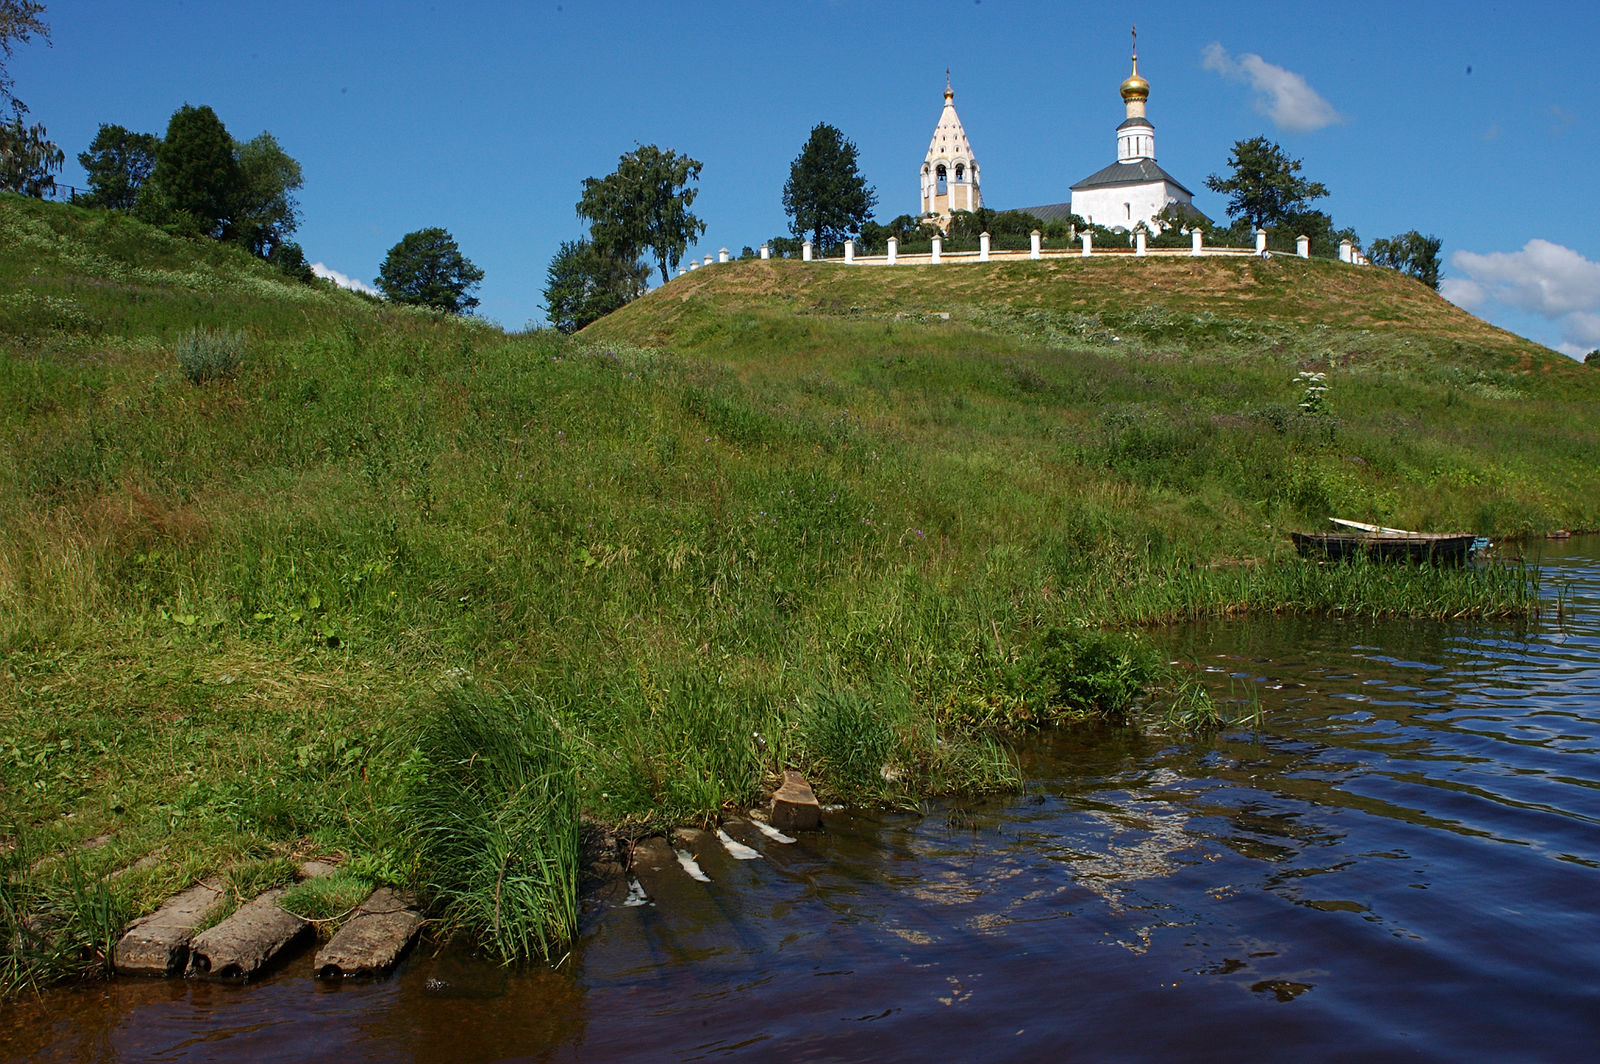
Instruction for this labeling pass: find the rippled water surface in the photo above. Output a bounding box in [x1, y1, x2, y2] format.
[7, 540, 1599, 1062]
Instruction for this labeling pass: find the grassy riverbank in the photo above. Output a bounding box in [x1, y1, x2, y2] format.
[3, 194, 1595, 986]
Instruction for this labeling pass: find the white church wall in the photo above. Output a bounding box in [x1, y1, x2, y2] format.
[1071, 183, 1190, 233]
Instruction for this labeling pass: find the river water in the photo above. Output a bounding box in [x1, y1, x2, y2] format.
[6, 540, 1598, 1062]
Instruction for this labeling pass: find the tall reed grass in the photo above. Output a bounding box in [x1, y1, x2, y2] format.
[403, 686, 579, 964]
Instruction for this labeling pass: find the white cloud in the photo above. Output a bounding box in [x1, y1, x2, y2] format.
[1439, 277, 1487, 312]
[1202, 43, 1345, 133]
[1446, 239, 1600, 356]
[311, 262, 381, 298]
[1449, 240, 1600, 316]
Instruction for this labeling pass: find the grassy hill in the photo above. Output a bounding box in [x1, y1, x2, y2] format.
[2, 194, 1595, 983]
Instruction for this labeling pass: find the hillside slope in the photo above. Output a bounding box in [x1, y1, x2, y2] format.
[587, 254, 1545, 365]
[1, 196, 1594, 983]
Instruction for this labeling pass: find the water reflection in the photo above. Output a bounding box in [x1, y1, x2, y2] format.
[7, 541, 1600, 1061]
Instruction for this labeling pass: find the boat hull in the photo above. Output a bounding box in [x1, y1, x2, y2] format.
[1290, 531, 1479, 565]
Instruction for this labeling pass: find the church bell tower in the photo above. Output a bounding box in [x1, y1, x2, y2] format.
[921, 72, 981, 226]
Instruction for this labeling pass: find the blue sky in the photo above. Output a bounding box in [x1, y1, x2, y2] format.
[12, 1, 1600, 357]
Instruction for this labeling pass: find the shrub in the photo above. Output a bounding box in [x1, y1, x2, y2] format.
[1026, 626, 1158, 715]
[175, 327, 244, 384]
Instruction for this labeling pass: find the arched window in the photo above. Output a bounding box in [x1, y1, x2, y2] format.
[936, 165, 948, 196]
[954, 163, 965, 184]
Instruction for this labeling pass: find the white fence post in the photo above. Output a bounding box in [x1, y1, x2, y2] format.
[1191, 227, 1203, 257]
[1338, 239, 1352, 264]
[717, 248, 729, 264]
[1135, 229, 1147, 257]
[759, 243, 770, 260]
[1254, 228, 1268, 254]
[887, 237, 898, 265]
[689, 260, 699, 271]
[978, 231, 991, 262]
[931, 235, 942, 264]
[678, 267, 687, 277]
[843, 239, 855, 263]
[802, 240, 813, 262]
[1030, 229, 1041, 259]
[1081, 231, 1093, 257]
[1296, 235, 1310, 258]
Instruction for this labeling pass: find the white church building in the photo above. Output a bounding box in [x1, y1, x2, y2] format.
[928, 34, 1202, 234]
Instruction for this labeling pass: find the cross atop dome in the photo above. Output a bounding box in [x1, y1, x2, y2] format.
[1122, 25, 1150, 105]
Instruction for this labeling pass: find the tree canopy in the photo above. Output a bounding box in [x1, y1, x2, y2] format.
[229, 131, 302, 257]
[543, 239, 649, 334]
[0, 113, 59, 194]
[78, 123, 160, 210]
[1368, 230, 1443, 291]
[150, 104, 240, 238]
[782, 123, 877, 253]
[0, 0, 48, 119]
[375, 227, 485, 314]
[1205, 137, 1328, 231]
[0, 1, 56, 197]
[577, 145, 706, 284]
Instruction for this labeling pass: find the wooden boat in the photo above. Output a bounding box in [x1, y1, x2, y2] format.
[1291, 519, 1485, 565]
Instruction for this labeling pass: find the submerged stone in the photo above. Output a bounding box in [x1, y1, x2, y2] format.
[112, 878, 225, 976]
[314, 888, 424, 979]
[187, 888, 311, 980]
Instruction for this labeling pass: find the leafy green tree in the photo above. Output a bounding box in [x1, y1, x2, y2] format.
[858, 213, 930, 254]
[766, 235, 803, 259]
[78, 123, 160, 210]
[268, 241, 314, 283]
[782, 123, 877, 254]
[1205, 136, 1328, 232]
[229, 132, 302, 257]
[150, 104, 239, 237]
[0, 113, 59, 194]
[1586, 350, 1599, 365]
[0, 0, 48, 120]
[543, 238, 648, 333]
[1368, 230, 1443, 290]
[375, 227, 485, 314]
[577, 144, 706, 284]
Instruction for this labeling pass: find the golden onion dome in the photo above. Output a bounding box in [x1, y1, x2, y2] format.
[1121, 57, 1149, 102]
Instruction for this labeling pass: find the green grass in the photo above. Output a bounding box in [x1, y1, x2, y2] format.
[402, 685, 578, 964]
[1, 194, 1594, 986]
